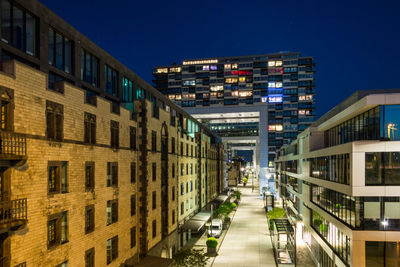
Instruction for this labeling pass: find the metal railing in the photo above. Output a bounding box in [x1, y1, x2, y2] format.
[0, 131, 26, 157]
[0, 198, 27, 225]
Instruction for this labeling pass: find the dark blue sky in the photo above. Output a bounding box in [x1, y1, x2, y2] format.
[41, 0, 400, 118]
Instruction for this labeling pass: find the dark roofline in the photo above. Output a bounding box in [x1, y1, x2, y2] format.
[25, 0, 218, 140]
[312, 89, 400, 127]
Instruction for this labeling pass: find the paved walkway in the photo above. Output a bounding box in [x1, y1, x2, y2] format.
[212, 181, 276, 267]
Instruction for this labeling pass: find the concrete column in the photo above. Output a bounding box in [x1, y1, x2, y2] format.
[258, 107, 269, 193]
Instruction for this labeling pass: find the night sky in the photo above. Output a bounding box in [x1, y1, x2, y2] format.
[40, 0, 400, 119]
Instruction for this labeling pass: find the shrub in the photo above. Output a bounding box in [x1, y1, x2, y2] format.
[206, 237, 218, 247]
[266, 207, 286, 230]
[233, 190, 241, 200]
[172, 249, 209, 267]
[231, 203, 237, 209]
[243, 177, 248, 183]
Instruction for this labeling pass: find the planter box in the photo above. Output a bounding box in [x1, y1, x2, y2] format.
[207, 246, 217, 255]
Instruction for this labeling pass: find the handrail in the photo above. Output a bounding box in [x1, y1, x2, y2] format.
[0, 198, 27, 224]
[0, 131, 27, 157]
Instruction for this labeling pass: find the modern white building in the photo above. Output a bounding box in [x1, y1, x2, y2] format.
[275, 90, 400, 267]
[153, 52, 316, 192]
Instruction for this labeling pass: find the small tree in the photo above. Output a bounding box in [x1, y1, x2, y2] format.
[172, 249, 209, 267]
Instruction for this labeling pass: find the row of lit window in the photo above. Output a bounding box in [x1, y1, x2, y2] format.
[156, 60, 285, 73]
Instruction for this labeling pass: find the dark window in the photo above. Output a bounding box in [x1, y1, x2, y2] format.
[151, 131, 157, 152]
[130, 227, 136, 248]
[85, 162, 95, 190]
[186, 144, 188, 156]
[181, 182, 184, 195]
[131, 194, 136, 216]
[130, 126, 136, 150]
[122, 77, 133, 103]
[172, 210, 175, 225]
[105, 65, 118, 96]
[107, 162, 118, 187]
[46, 100, 63, 141]
[181, 142, 183, 156]
[84, 113, 96, 144]
[152, 163, 156, 181]
[85, 248, 95, 267]
[47, 211, 68, 248]
[85, 205, 95, 234]
[152, 220, 157, 238]
[152, 191, 156, 210]
[181, 163, 184, 176]
[0, 98, 10, 131]
[1, 0, 37, 56]
[81, 49, 99, 87]
[172, 186, 175, 201]
[180, 202, 184, 215]
[110, 120, 119, 148]
[171, 137, 175, 153]
[172, 163, 175, 178]
[106, 199, 118, 225]
[48, 27, 72, 73]
[366, 152, 400, 185]
[130, 162, 136, 183]
[106, 236, 118, 264]
[48, 161, 68, 194]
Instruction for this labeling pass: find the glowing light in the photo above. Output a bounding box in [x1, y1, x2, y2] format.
[182, 59, 218, 65]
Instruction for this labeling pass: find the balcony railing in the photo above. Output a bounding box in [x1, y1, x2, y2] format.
[0, 198, 27, 227]
[0, 131, 26, 158]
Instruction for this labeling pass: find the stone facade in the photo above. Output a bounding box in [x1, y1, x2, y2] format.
[0, 61, 224, 266]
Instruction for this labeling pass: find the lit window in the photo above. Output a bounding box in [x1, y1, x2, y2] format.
[169, 67, 181, 72]
[156, 68, 168, 73]
[231, 91, 238, 97]
[175, 94, 182, 100]
[299, 110, 306, 115]
[239, 91, 252, 97]
[268, 125, 276, 131]
[224, 64, 231, 69]
[168, 95, 175, 100]
[275, 61, 283, 66]
[276, 125, 283, 131]
[268, 96, 283, 103]
[268, 82, 276, 88]
[261, 97, 268, 103]
[231, 64, 238, 69]
[225, 78, 238, 84]
[268, 61, 276, 67]
[183, 80, 195, 86]
[275, 82, 283, 88]
[203, 65, 209, 71]
[210, 65, 217, 70]
[210, 85, 223, 91]
[239, 77, 246, 82]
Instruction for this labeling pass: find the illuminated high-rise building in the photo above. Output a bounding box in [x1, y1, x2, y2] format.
[153, 52, 316, 192]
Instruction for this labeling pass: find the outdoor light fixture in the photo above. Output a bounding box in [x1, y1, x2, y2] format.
[382, 220, 388, 227]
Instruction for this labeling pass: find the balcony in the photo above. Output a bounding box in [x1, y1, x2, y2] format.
[0, 198, 27, 231]
[0, 131, 27, 166]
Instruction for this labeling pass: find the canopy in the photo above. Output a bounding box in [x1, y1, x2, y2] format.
[181, 211, 211, 232]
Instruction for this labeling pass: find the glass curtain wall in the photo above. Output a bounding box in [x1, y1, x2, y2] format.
[309, 154, 350, 185]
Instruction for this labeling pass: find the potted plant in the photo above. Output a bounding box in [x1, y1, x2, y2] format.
[266, 207, 286, 230]
[206, 237, 218, 255]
